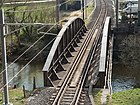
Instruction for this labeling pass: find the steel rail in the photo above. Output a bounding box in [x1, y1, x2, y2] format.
[71, 0, 108, 104]
[52, 0, 108, 104]
[56, 7, 107, 102]
[72, 29, 102, 105]
[52, 18, 94, 105]
[57, 31, 93, 105]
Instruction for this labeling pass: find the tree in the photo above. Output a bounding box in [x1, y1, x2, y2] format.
[119, 35, 140, 69]
[3, 1, 57, 61]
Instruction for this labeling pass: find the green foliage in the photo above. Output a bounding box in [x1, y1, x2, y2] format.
[119, 35, 140, 69]
[85, 0, 94, 25]
[4, 2, 56, 23]
[121, 12, 128, 22]
[93, 89, 102, 105]
[67, 0, 75, 5]
[0, 88, 25, 105]
[112, 88, 140, 105]
[2, 2, 60, 61]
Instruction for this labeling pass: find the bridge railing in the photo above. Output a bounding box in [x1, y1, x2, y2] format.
[99, 17, 111, 72]
[98, 16, 111, 88]
[42, 17, 87, 86]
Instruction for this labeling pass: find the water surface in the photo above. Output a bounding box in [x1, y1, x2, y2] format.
[5, 62, 44, 90]
[112, 64, 140, 92]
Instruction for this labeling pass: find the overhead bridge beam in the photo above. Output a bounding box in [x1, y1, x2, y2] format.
[42, 17, 87, 87]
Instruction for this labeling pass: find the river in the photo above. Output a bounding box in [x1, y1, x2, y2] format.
[112, 64, 140, 92]
[2, 62, 44, 91]
[2, 61, 140, 92]
[6, 63, 140, 92]
[8, 63, 140, 92]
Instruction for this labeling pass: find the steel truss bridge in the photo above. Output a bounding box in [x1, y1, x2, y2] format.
[42, 0, 113, 104]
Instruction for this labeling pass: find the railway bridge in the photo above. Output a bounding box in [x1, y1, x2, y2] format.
[42, 0, 113, 104]
[0, 0, 114, 104]
[43, 16, 112, 87]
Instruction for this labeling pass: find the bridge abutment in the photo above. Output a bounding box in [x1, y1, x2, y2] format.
[95, 72, 105, 88]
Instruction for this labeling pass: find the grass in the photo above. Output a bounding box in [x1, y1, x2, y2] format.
[86, 1, 94, 18]
[0, 87, 47, 105]
[111, 88, 140, 105]
[0, 88, 29, 105]
[61, 0, 95, 25]
[92, 88, 140, 105]
[3, 1, 56, 23]
[93, 89, 102, 105]
[85, 0, 95, 26]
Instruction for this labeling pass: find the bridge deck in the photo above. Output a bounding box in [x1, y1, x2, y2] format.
[70, 29, 99, 87]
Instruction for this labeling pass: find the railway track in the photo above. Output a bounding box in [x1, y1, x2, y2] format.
[50, 0, 108, 104]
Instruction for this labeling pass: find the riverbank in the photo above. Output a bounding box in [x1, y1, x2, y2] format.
[0, 88, 26, 105]
[3, 82, 140, 104]
[93, 88, 140, 105]
[0, 87, 54, 105]
[111, 88, 140, 105]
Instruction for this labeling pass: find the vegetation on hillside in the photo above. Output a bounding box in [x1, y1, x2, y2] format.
[0, 1, 60, 62]
[93, 88, 140, 105]
[0, 0, 93, 62]
[92, 89, 102, 105]
[118, 35, 140, 69]
[0, 88, 26, 105]
[0, 0, 82, 62]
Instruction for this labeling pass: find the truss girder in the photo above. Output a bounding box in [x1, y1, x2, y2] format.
[42, 17, 87, 87]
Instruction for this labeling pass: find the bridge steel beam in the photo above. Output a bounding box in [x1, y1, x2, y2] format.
[42, 17, 87, 87]
[97, 17, 111, 88]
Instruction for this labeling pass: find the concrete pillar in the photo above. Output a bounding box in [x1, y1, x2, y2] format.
[138, 0, 140, 25]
